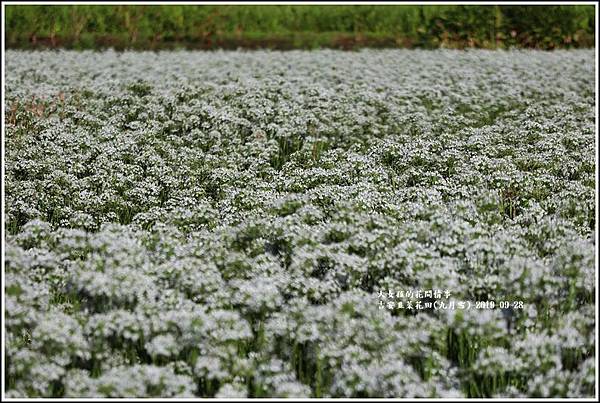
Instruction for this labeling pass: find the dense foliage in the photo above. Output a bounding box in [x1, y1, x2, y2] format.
[5, 5, 595, 50]
[4, 49, 596, 397]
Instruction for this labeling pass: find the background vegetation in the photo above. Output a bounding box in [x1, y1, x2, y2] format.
[4, 4, 596, 50]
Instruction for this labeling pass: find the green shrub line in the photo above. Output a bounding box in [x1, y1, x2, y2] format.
[5, 4, 595, 50]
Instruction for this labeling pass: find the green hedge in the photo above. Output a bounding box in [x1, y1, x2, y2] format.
[5, 5, 595, 49]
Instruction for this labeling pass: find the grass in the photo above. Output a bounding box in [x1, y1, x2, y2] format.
[5, 4, 595, 50]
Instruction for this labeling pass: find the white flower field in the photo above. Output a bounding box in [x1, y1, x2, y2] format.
[3, 49, 596, 398]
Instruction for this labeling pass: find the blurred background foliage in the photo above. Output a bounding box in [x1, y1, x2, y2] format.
[4, 4, 596, 50]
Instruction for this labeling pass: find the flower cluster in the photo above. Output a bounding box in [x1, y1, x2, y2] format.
[4, 49, 595, 397]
